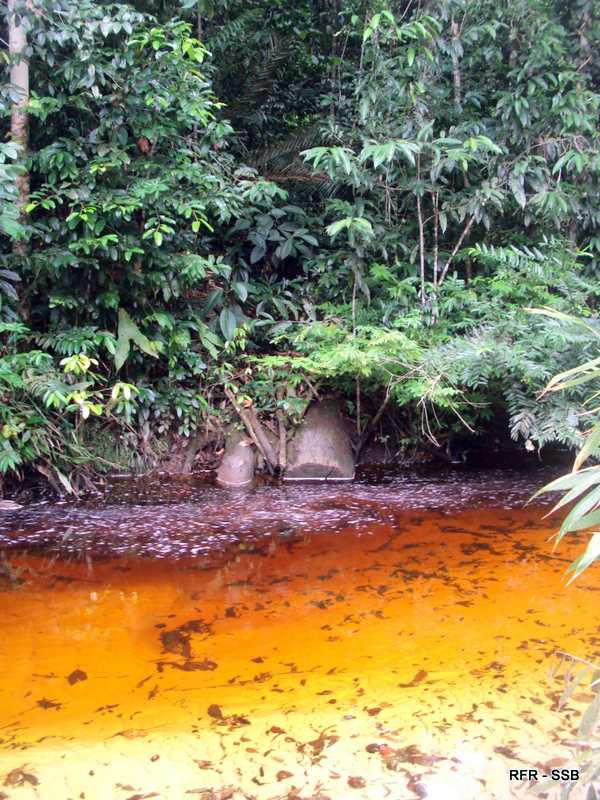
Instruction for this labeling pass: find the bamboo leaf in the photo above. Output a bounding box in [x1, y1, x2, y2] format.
[577, 685, 600, 735]
[527, 307, 600, 340]
[574, 425, 600, 471]
[563, 508, 600, 533]
[544, 358, 600, 392]
[556, 486, 600, 546]
[548, 467, 600, 514]
[559, 664, 591, 709]
[532, 466, 600, 498]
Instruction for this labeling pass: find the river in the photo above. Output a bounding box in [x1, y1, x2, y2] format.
[0, 468, 597, 800]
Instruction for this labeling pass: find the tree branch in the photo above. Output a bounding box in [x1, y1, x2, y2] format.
[224, 387, 278, 473]
[438, 216, 474, 285]
[355, 387, 391, 459]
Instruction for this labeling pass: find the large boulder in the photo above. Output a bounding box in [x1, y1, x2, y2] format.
[216, 429, 255, 487]
[284, 399, 355, 482]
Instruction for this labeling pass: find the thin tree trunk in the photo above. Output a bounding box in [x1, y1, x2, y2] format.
[8, 0, 30, 254]
[416, 195, 426, 303]
[570, 3, 591, 250]
[450, 17, 462, 111]
[577, 3, 592, 73]
[352, 270, 361, 436]
[355, 388, 391, 459]
[197, 3, 203, 40]
[465, 255, 472, 285]
[329, 0, 342, 122]
[276, 387, 287, 470]
[438, 216, 474, 285]
[432, 191, 439, 286]
[416, 155, 426, 304]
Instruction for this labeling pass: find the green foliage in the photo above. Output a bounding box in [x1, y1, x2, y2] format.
[0, 143, 24, 243]
[263, 322, 420, 388]
[533, 311, 600, 582]
[1, 0, 600, 489]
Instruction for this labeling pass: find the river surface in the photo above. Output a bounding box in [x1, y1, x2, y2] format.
[0, 468, 598, 800]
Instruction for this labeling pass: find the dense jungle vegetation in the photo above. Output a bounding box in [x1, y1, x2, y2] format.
[1, 0, 600, 494]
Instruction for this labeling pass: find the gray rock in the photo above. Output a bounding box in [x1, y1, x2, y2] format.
[284, 399, 355, 482]
[216, 429, 256, 487]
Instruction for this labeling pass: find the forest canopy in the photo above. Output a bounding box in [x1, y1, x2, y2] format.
[1, 0, 599, 491]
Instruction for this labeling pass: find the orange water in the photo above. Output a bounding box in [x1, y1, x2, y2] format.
[0, 475, 598, 799]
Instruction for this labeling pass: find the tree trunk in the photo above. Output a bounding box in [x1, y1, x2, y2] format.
[450, 17, 462, 111]
[276, 387, 287, 470]
[577, 3, 592, 73]
[197, 0, 203, 40]
[8, 0, 30, 322]
[8, 0, 30, 231]
[328, 0, 342, 121]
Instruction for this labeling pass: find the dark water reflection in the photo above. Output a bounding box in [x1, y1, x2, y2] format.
[0, 467, 557, 560]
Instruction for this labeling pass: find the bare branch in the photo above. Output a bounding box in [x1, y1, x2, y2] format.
[438, 216, 475, 285]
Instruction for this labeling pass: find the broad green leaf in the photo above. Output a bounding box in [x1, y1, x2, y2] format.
[250, 245, 266, 264]
[114, 309, 158, 371]
[203, 288, 223, 313]
[219, 307, 237, 340]
[326, 218, 350, 239]
[232, 281, 248, 302]
[278, 237, 294, 260]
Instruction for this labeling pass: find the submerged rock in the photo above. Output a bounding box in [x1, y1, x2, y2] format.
[217, 429, 256, 487]
[284, 399, 355, 482]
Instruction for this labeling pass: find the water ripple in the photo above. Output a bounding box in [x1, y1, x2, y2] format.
[0, 466, 557, 560]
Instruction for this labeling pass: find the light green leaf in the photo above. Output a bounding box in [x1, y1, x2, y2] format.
[232, 281, 248, 302]
[55, 468, 74, 495]
[219, 307, 238, 340]
[114, 309, 158, 371]
[574, 425, 600, 471]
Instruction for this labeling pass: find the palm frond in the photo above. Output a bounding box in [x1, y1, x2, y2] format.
[250, 123, 339, 195]
[206, 9, 263, 55]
